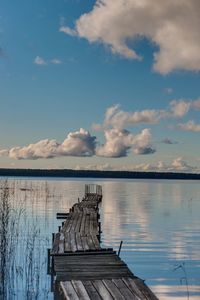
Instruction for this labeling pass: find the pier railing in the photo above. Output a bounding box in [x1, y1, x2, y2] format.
[85, 184, 102, 196]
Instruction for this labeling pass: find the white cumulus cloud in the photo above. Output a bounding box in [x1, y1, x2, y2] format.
[169, 100, 191, 118]
[96, 128, 155, 157]
[178, 121, 200, 133]
[6, 128, 96, 160]
[61, 0, 200, 74]
[133, 128, 155, 155]
[93, 104, 163, 130]
[96, 128, 134, 157]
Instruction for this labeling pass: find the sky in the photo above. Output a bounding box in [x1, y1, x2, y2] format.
[0, 0, 200, 172]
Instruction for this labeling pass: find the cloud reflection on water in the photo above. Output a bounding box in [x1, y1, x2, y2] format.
[99, 179, 200, 300]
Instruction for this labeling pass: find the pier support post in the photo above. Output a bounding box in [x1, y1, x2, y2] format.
[118, 240, 123, 257]
[47, 248, 51, 274]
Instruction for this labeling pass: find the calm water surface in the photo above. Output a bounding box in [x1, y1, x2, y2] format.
[0, 178, 200, 300]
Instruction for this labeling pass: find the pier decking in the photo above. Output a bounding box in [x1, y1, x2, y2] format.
[50, 184, 158, 300]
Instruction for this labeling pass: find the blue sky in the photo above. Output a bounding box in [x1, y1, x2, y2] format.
[1, 0, 200, 172]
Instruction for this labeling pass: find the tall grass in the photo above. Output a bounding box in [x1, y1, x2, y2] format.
[0, 180, 10, 298]
[174, 262, 190, 300]
[0, 180, 52, 300]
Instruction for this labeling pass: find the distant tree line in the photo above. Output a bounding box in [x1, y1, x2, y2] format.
[0, 168, 200, 180]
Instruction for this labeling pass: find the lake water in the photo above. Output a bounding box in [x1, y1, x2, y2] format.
[0, 177, 199, 299]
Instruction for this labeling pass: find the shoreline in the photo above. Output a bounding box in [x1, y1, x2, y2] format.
[0, 168, 200, 180]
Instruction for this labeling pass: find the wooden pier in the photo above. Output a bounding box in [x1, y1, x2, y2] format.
[49, 184, 158, 300]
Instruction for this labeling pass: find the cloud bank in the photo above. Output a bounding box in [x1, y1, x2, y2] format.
[0, 127, 155, 160]
[134, 157, 197, 172]
[75, 157, 198, 173]
[60, 0, 200, 74]
[1, 97, 200, 161]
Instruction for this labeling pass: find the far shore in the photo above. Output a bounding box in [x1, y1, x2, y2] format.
[0, 168, 200, 180]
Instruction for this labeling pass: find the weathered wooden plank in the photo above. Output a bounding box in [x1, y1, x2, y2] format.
[58, 232, 65, 254]
[71, 280, 91, 300]
[70, 213, 79, 232]
[54, 260, 126, 267]
[93, 217, 99, 235]
[60, 281, 79, 300]
[64, 232, 72, 252]
[62, 216, 71, 231]
[122, 277, 148, 299]
[75, 233, 83, 251]
[131, 278, 159, 300]
[112, 279, 138, 300]
[84, 213, 90, 235]
[80, 235, 90, 251]
[91, 234, 100, 250]
[65, 214, 74, 233]
[102, 279, 125, 300]
[59, 254, 118, 260]
[54, 254, 119, 263]
[75, 213, 83, 233]
[56, 267, 133, 277]
[86, 234, 96, 250]
[82, 281, 102, 300]
[89, 212, 94, 234]
[69, 232, 78, 252]
[93, 280, 113, 300]
[54, 266, 132, 274]
[57, 275, 130, 282]
[52, 250, 116, 256]
[80, 212, 86, 234]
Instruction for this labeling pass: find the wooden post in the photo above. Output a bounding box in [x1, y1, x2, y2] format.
[47, 248, 51, 274]
[52, 233, 55, 246]
[51, 255, 55, 275]
[51, 273, 54, 292]
[118, 240, 123, 257]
